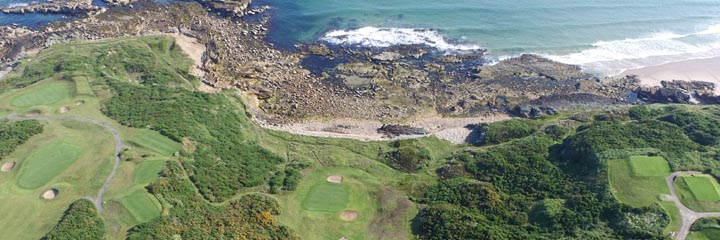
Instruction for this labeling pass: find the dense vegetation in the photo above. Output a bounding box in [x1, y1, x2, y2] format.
[384, 139, 433, 173]
[469, 119, 537, 145]
[0, 120, 43, 159]
[43, 199, 105, 240]
[129, 161, 296, 239]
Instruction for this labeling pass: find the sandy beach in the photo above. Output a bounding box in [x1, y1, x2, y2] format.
[621, 57, 720, 95]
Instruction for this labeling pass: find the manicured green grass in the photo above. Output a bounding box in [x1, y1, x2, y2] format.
[16, 140, 83, 189]
[675, 174, 720, 212]
[688, 228, 720, 240]
[301, 183, 350, 212]
[608, 158, 670, 207]
[659, 201, 682, 235]
[72, 76, 95, 96]
[133, 160, 166, 185]
[629, 155, 671, 177]
[10, 82, 71, 107]
[128, 129, 181, 156]
[119, 189, 162, 223]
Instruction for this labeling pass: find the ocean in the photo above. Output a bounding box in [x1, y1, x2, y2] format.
[2, 0, 720, 75]
[263, 0, 720, 75]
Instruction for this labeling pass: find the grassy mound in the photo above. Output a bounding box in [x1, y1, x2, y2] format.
[629, 156, 671, 177]
[10, 82, 70, 107]
[675, 174, 720, 212]
[16, 140, 83, 189]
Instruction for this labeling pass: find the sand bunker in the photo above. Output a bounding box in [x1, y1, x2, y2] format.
[42, 188, 59, 199]
[0, 162, 15, 172]
[339, 211, 358, 221]
[327, 175, 343, 183]
[59, 106, 70, 113]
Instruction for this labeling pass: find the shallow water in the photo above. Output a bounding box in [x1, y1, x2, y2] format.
[263, 0, 720, 75]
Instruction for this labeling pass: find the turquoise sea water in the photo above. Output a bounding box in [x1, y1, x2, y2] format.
[264, 0, 720, 75]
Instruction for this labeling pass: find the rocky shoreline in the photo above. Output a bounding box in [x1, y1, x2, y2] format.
[1, 1, 719, 129]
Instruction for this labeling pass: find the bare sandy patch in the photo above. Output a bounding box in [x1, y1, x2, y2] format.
[339, 210, 359, 221]
[326, 175, 343, 183]
[1, 162, 15, 172]
[42, 188, 59, 200]
[621, 57, 720, 96]
[255, 112, 510, 144]
[75, 100, 85, 106]
[59, 106, 70, 113]
[166, 33, 206, 78]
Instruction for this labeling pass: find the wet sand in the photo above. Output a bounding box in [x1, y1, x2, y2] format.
[621, 57, 720, 95]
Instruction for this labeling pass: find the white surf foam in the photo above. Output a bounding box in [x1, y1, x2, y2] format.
[546, 24, 720, 75]
[7, 2, 29, 8]
[320, 27, 482, 52]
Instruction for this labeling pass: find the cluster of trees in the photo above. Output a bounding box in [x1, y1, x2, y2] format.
[129, 161, 296, 239]
[416, 123, 674, 239]
[43, 199, 105, 240]
[0, 120, 43, 158]
[268, 167, 302, 194]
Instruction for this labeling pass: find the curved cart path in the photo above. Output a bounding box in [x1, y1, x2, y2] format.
[666, 171, 720, 240]
[5, 114, 123, 212]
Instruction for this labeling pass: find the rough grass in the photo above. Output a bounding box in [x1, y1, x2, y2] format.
[675, 174, 720, 212]
[301, 183, 350, 212]
[128, 129, 181, 156]
[119, 189, 162, 223]
[688, 228, 720, 240]
[16, 140, 83, 189]
[10, 82, 71, 107]
[629, 155, 671, 177]
[133, 160, 166, 185]
[608, 158, 670, 207]
[659, 201, 682, 235]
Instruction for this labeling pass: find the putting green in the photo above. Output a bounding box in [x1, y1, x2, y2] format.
[16, 140, 83, 189]
[301, 183, 350, 212]
[134, 160, 166, 185]
[119, 189, 162, 223]
[682, 176, 720, 201]
[10, 82, 71, 107]
[629, 156, 670, 177]
[128, 129, 181, 156]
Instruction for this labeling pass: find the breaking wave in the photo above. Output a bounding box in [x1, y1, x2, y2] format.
[320, 27, 482, 52]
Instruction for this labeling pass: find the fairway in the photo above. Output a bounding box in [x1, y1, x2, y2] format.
[128, 129, 181, 156]
[16, 140, 83, 189]
[134, 160, 166, 185]
[301, 183, 350, 212]
[120, 189, 162, 223]
[629, 156, 670, 177]
[681, 175, 720, 201]
[608, 158, 670, 207]
[10, 82, 71, 107]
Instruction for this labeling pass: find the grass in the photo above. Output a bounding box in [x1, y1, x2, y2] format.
[675, 174, 720, 212]
[301, 183, 350, 212]
[127, 129, 181, 156]
[10, 82, 71, 107]
[688, 228, 720, 240]
[16, 140, 83, 189]
[608, 156, 670, 207]
[119, 189, 162, 223]
[629, 155, 671, 177]
[133, 160, 166, 185]
[659, 201, 682, 235]
[72, 76, 95, 96]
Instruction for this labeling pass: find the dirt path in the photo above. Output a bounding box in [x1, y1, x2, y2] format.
[5, 114, 123, 213]
[665, 171, 720, 240]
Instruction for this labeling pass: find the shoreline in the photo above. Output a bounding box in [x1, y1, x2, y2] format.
[619, 57, 720, 95]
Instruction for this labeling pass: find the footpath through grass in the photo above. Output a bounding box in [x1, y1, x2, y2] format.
[675, 174, 720, 212]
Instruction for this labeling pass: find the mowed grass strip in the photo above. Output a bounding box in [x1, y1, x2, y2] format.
[629, 156, 671, 177]
[72, 76, 95, 96]
[128, 129, 181, 156]
[119, 189, 162, 223]
[10, 82, 71, 107]
[16, 140, 82, 189]
[301, 183, 350, 212]
[608, 158, 670, 207]
[682, 175, 720, 201]
[134, 160, 166, 185]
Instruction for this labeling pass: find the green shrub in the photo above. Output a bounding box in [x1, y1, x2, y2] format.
[44, 199, 105, 240]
